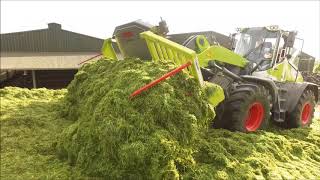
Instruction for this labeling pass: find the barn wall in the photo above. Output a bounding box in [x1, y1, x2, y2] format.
[0, 70, 78, 89]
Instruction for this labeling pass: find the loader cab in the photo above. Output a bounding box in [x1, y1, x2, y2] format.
[232, 26, 304, 81]
[232, 26, 302, 71]
[232, 26, 281, 70]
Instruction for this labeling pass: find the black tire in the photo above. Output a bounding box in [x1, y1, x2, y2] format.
[213, 83, 271, 132]
[287, 90, 315, 128]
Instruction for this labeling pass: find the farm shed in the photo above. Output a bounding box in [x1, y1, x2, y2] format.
[0, 23, 103, 89]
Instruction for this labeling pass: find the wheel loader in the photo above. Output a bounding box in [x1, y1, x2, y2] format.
[100, 19, 319, 132]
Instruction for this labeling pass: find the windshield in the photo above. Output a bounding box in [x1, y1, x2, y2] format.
[234, 28, 280, 62]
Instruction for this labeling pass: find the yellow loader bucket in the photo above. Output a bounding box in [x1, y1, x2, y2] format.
[140, 31, 204, 86]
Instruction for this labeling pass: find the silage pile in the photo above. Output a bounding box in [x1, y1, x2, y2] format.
[56, 58, 215, 179]
[56, 58, 320, 179]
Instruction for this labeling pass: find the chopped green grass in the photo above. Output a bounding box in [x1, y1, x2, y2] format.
[0, 87, 86, 179]
[56, 59, 214, 179]
[1, 59, 320, 179]
[190, 122, 320, 179]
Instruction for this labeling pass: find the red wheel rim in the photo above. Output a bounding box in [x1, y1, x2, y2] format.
[245, 102, 265, 131]
[301, 103, 311, 125]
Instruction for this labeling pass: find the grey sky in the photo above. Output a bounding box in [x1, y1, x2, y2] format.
[1, 0, 319, 59]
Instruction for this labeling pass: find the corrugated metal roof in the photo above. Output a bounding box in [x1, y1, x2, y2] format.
[1, 23, 103, 52]
[0, 52, 101, 70]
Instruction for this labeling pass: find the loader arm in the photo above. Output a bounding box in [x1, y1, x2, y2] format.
[197, 45, 248, 68]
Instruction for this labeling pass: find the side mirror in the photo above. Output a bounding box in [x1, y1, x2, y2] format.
[286, 31, 296, 47]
